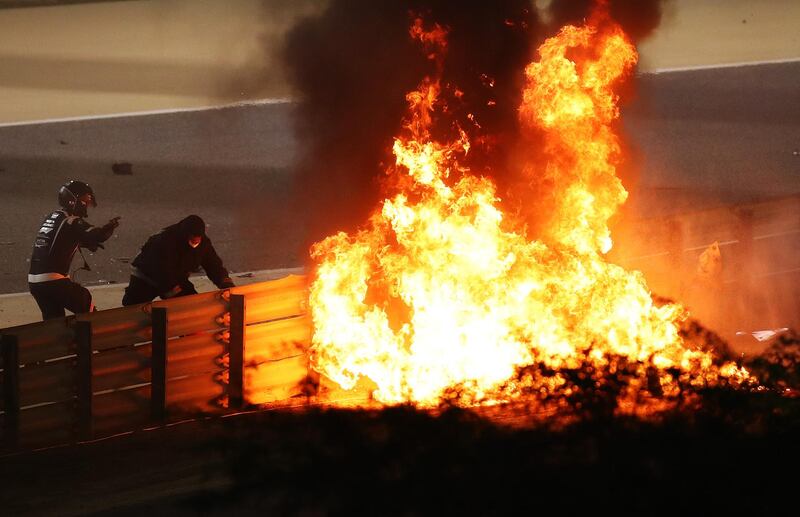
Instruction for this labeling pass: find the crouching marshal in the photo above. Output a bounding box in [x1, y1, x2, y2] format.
[122, 215, 234, 305]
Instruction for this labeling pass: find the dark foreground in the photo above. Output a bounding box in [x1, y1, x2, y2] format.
[2, 389, 799, 515]
[204, 395, 800, 516]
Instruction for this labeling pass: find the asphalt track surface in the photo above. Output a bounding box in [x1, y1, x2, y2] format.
[0, 61, 798, 294]
[0, 101, 301, 293]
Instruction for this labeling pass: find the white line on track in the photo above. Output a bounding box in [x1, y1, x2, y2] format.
[642, 57, 800, 75]
[0, 98, 293, 128]
[1, 58, 798, 127]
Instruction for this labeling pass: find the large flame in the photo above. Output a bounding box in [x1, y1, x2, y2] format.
[308, 12, 751, 407]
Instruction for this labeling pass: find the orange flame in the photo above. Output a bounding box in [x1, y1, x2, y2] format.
[309, 13, 752, 408]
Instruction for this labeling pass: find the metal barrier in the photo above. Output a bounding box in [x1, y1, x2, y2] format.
[0, 274, 313, 450]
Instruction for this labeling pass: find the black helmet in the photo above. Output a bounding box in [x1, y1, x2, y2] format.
[58, 180, 97, 217]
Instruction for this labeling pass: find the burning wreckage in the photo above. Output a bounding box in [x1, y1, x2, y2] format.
[305, 8, 759, 416]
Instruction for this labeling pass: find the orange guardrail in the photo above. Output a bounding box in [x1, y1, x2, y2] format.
[0, 274, 313, 450]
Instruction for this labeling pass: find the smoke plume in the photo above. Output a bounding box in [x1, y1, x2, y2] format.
[282, 0, 670, 249]
[283, 0, 538, 247]
[548, 0, 670, 43]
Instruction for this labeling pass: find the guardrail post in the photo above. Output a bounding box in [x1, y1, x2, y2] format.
[228, 294, 246, 409]
[151, 307, 167, 422]
[304, 356, 321, 403]
[75, 321, 93, 441]
[2, 335, 20, 448]
[666, 218, 684, 274]
[735, 209, 755, 329]
[735, 209, 754, 280]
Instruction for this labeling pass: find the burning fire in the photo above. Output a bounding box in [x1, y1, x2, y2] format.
[308, 9, 752, 408]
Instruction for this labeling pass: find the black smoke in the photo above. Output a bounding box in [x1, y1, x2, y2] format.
[282, 0, 671, 252]
[548, 0, 671, 43]
[283, 0, 538, 248]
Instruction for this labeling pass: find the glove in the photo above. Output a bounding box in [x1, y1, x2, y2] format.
[105, 216, 121, 230]
[83, 243, 104, 252]
[161, 284, 183, 299]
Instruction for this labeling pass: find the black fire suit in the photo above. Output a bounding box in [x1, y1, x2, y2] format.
[28, 210, 116, 319]
[121, 219, 234, 306]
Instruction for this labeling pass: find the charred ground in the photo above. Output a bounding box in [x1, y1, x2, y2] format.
[2, 334, 798, 516]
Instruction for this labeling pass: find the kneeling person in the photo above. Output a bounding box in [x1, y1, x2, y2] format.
[122, 215, 234, 306]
